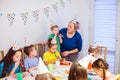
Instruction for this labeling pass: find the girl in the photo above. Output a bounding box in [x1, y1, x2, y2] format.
[0, 47, 22, 78]
[88, 44, 99, 58]
[78, 44, 100, 69]
[68, 61, 88, 80]
[35, 73, 56, 80]
[43, 39, 61, 65]
[92, 58, 115, 80]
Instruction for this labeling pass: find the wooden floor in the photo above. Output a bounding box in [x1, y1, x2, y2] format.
[106, 51, 115, 73]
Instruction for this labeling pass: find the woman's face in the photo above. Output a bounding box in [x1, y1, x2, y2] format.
[12, 51, 22, 62]
[67, 23, 76, 33]
[93, 68, 103, 78]
[49, 45, 57, 53]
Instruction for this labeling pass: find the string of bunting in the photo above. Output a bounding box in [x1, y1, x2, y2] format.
[0, 13, 2, 19]
[0, 0, 72, 26]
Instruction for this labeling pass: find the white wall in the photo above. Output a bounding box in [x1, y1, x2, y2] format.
[115, 0, 120, 74]
[0, 0, 90, 59]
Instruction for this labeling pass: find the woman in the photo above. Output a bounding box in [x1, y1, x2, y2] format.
[59, 20, 82, 62]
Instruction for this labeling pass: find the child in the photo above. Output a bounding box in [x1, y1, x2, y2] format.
[43, 39, 61, 65]
[24, 45, 39, 72]
[0, 46, 22, 78]
[92, 58, 115, 80]
[68, 61, 88, 80]
[88, 44, 100, 58]
[48, 25, 62, 52]
[35, 73, 56, 80]
[78, 44, 100, 68]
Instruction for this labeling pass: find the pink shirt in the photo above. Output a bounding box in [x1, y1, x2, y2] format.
[105, 74, 115, 80]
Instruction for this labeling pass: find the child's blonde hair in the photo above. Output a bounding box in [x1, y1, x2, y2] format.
[35, 73, 56, 80]
[88, 45, 99, 54]
[68, 61, 88, 80]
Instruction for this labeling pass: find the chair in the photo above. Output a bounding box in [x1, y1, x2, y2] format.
[36, 43, 47, 59]
[97, 45, 107, 60]
[0, 51, 4, 60]
[21, 48, 28, 62]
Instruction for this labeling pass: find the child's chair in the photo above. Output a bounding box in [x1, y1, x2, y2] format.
[0, 50, 4, 60]
[97, 45, 107, 60]
[37, 43, 47, 59]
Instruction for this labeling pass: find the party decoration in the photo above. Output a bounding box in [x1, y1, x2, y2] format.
[0, 13, 2, 19]
[52, 3, 58, 13]
[32, 10, 39, 22]
[12, 41, 20, 51]
[7, 13, 15, 26]
[25, 37, 29, 47]
[51, 35, 57, 44]
[20, 12, 28, 25]
[49, 19, 55, 26]
[37, 57, 49, 74]
[59, 0, 65, 8]
[43, 7, 49, 18]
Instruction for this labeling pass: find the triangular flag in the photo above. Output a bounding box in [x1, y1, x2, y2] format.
[43, 7, 49, 18]
[59, 0, 65, 8]
[20, 12, 28, 25]
[7, 13, 15, 26]
[0, 13, 2, 19]
[32, 10, 39, 22]
[52, 3, 58, 13]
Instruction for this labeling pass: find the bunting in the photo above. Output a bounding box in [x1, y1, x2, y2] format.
[7, 13, 15, 26]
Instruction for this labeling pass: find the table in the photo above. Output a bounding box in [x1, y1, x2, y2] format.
[1, 65, 102, 80]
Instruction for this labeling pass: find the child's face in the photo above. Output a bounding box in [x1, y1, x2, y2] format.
[30, 47, 37, 57]
[49, 45, 57, 53]
[12, 51, 22, 62]
[52, 28, 59, 35]
[93, 68, 103, 78]
[91, 52, 99, 58]
[91, 50, 99, 58]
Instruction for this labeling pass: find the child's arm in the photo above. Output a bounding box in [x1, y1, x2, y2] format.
[59, 34, 63, 44]
[25, 66, 38, 72]
[44, 61, 55, 66]
[9, 62, 20, 76]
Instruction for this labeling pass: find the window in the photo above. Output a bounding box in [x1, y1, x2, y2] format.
[94, 0, 117, 51]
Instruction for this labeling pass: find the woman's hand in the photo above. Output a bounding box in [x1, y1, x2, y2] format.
[61, 51, 70, 57]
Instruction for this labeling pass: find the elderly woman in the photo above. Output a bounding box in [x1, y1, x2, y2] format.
[59, 20, 82, 62]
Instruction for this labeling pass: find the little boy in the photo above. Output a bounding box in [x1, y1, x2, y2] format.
[24, 45, 39, 72]
[48, 25, 62, 52]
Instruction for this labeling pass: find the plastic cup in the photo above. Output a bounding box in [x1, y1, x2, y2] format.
[47, 64, 53, 72]
[55, 60, 60, 68]
[17, 72, 23, 80]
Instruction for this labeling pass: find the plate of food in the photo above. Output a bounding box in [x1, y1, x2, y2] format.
[60, 58, 71, 66]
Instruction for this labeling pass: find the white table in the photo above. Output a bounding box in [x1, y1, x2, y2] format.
[1, 65, 102, 80]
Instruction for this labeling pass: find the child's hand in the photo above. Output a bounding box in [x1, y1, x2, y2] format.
[58, 34, 62, 38]
[14, 62, 20, 69]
